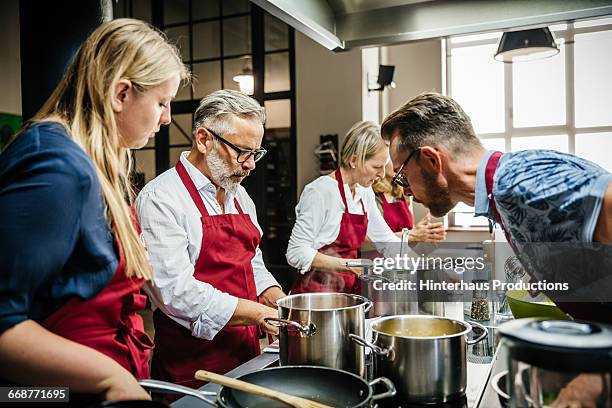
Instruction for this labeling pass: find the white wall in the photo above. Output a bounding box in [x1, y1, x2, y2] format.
[361, 47, 380, 123]
[295, 32, 363, 193]
[380, 39, 444, 224]
[0, 0, 21, 115]
[382, 39, 443, 118]
[380, 39, 489, 243]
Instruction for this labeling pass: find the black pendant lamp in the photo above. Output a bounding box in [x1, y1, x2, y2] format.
[494, 27, 559, 62]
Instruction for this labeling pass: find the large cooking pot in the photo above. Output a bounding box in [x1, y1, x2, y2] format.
[264, 292, 372, 377]
[113, 368, 395, 408]
[350, 315, 487, 403]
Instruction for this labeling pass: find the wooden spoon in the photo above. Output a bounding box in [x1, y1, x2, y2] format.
[194, 369, 333, 408]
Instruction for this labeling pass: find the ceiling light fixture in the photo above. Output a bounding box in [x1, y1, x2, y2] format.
[494, 27, 560, 63]
[233, 67, 254, 95]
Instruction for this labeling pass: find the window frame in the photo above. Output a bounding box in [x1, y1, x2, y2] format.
[444, 20, 612, 228]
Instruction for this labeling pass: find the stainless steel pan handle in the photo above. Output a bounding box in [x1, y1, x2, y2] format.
[363, 299, 374, 313]
[138, 379, 216, 406]
[369, 377, 397, 401]
[349, 333, 391, 357]
[264, 317, 317, 337]
[466, 320, 489, 345]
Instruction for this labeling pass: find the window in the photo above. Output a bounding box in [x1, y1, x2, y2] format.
[445, 18, 612, 228]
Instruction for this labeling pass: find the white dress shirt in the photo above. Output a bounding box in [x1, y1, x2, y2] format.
[286, 175, 402, 273]
[136, 152, 279, 340]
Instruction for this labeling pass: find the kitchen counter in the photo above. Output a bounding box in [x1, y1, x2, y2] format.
[474, 345, 507, 408]
[170, 348, 497, 408]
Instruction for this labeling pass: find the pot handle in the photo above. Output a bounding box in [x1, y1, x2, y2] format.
[369, 377, 397, 401]
[264, 317, 317, 337]
[491, 370, 510, 402]
[349, 333, 391, 357]
[364, 299, 374, 313]
[138, 379, 216, 406]
[466, 320, 488, 345]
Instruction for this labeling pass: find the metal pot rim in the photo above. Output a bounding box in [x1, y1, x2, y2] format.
[277, 292, 371, 311]
[372, 314, 473, 340]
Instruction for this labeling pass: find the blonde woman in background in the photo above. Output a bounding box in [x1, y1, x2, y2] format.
[287, 121, 403, 294]
[372, 145, 446, 243]
[0, 19, 189, 402]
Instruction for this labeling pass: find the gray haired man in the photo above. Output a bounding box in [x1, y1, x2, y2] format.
[136, 90, 285, 389]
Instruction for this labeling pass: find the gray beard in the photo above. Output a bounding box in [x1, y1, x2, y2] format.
[207, 147, 240, 196]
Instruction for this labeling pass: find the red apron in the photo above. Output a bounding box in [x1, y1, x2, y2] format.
[151, 160, 261, 389]
[41, 226, 153, 380]
[485, 151, 509, 239]
[292, 168, 368, 295]
[379, 192, 414, 232]
[484, 151, 612, 324]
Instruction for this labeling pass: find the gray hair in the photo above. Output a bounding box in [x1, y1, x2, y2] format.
[193, 89, 266, 137]
[340, 121, 385, 169]
[381, 92, 482, 155]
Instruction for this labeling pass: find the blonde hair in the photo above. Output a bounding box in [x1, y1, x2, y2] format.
[372, 176, 404, 199]
[340, 121, 385, 169]
[32, 18, 190, 280]
[372, 139, 403, 198]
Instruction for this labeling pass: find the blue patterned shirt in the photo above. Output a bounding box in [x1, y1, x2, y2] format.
[475, 150, 612, 243]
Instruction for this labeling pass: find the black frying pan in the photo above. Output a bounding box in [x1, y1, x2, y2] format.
[217, 366, 395, 408]
[97, 366, 395, 408]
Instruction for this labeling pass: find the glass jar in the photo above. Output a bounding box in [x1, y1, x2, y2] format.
[469, 281, 491, 321]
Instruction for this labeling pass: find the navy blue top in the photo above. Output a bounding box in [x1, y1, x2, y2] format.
[0, 122, 118, 334]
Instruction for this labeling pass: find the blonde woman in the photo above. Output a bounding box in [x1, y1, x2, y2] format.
[287, 121, 401, 294]
[372, 148, 446, 242]
[0, 19, 189, 401]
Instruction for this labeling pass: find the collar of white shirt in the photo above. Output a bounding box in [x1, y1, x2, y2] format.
[330, 176, 367, 205]
[179, 151, 238, 212]
[352, 184, 368, 203]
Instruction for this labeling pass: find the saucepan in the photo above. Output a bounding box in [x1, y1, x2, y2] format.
[93, 366, 396, 408]
[351, 315, 487, 403]
[265, 292, 373, 377]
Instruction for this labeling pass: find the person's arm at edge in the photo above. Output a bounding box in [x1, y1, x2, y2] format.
[0, 321, 149, 400]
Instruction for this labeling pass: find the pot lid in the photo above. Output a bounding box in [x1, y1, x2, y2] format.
[499, 318, 612, 372]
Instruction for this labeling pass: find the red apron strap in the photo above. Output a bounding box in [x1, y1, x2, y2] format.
[485, 151, 503, 224]
[335, 168, 366, 214]
[380, 193, 389, 205]
[176, 160, 210, 217]
[234, 197, 245, 215]
[359, 198, 366, 215]
[334, 168, 350, 213]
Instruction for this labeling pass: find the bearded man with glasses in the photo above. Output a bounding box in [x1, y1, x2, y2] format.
[136, 90, 285, 390]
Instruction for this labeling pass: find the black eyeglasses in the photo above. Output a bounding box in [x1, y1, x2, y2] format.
[391, 148, 421, 188]
[205, 128, 267, 163]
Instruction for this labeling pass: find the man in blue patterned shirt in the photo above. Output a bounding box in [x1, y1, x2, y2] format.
[381, 92, 612, 325]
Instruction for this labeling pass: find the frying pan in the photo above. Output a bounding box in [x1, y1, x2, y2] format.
[98, 367, 393, 407]
[216, 366, 395, 408]
[96, 366, 395, 408]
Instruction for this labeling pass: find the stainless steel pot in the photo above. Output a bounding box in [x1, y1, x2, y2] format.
[264, 292, 372, 377]
[360, 268, 419, 317]
[350, 315, 487, 403]
[499, 318, 612, 408]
